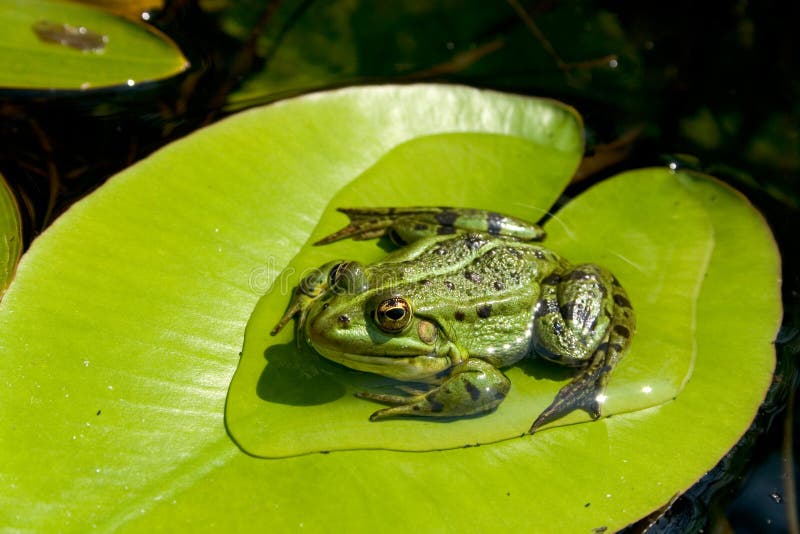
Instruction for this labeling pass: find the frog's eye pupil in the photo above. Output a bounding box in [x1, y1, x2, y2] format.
[386, 307, 405, 321]
[374, 297, 412, 333]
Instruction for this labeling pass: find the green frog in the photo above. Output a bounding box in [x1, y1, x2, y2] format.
[271, 207, 635, 433]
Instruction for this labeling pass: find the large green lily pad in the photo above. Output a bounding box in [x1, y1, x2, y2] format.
[0, 0, 187, 89]
[0, 85, 780, 531]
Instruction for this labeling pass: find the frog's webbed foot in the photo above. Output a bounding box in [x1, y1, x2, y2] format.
[529, 265, 636, 434]
[357, 359, 511, 420]
[269, 289, 307, 339]
[528, 349, 607, 434]
[315, 207, 545, 246]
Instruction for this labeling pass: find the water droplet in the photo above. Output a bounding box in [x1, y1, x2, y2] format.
[641, 385, 652, 394]
[608, 58, 619, 69]
[83, 360, 90, 367]
[769, 492, 783, 503]
[126, 79, 135, 87]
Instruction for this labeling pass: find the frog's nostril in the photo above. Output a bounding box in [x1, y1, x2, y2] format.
[337, 314, 351, 327]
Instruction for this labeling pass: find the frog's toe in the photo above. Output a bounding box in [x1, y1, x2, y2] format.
[355, 391, 413, 405]
[529, 379, 602, 434]
[357, 390, 447, 420]
[368, 405, 418, 421]
[395, 384, 431, 396]
[356, 389, 438, 420]
[367, 393, 476, 421]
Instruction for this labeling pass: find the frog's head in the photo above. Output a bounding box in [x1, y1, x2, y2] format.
[304, 262, 457, 382]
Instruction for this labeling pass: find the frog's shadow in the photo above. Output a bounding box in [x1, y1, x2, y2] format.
[257, 342, 400, 407]
[516, 357, 575, 383]
[256, 342, 347, 406]
[257, 340, 575, 409]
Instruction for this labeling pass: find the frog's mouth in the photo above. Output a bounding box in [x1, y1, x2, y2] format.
[313, 346, 452, 382]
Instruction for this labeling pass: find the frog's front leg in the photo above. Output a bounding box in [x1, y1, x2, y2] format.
[315, 207, 545, 245]
[529, 264, 635, 433]
[357, 359, 511, 420]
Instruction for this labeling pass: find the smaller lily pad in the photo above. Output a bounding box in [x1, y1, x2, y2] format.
[226, 143, 714, 457]
[0, 0, 188, 90]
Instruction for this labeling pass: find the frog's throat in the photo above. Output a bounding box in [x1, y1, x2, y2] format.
[313, 346, 453, 382]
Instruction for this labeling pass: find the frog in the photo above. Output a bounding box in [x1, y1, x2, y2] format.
[271, 207, 635, 434]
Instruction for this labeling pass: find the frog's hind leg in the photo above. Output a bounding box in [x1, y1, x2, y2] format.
[529, 266, 635, 434]
[357, 359, 511, 420]
[529, 331, 611, 433]
[314, 207, 545, 245]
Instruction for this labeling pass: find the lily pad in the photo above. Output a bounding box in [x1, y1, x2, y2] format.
[0, 0, 187, 90]
[0, 85, 780, 531]
[0, 171, 21, 295]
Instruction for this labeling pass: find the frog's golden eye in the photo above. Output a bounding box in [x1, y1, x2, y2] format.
[374, 297, 412, 333]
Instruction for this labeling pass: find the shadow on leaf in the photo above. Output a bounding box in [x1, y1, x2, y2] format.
[257, 342, 346, 406]
[517, 357, 574, 382]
